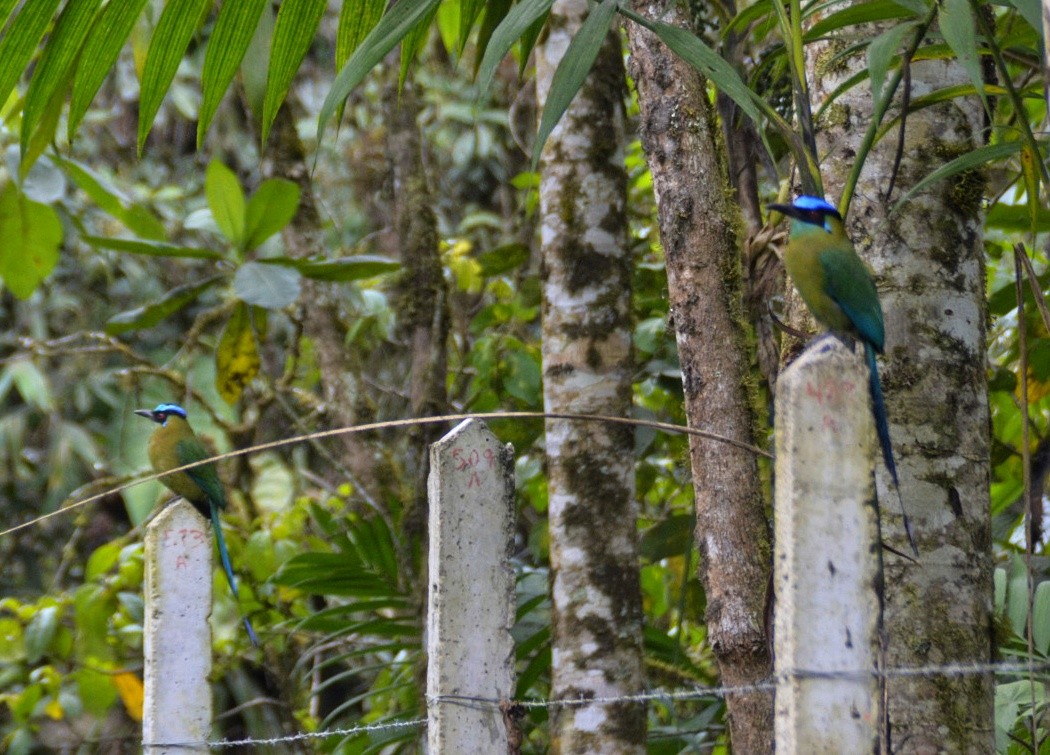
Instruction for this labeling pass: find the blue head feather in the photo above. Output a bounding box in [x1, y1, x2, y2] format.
[793, 195, 837, 213]
[153, 403, 187, 418]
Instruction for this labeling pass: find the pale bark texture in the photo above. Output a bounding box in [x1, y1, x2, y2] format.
[536, 1, 646, 752]
[625, 3, 774, 752]
[807, 17, 994, 751]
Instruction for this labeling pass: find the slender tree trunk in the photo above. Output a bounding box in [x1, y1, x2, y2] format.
[806, 18, 994, 751]
[536, 2, 646, 752]
[625, 4, 774, 752]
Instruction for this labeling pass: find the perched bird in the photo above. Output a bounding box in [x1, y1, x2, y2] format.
[135, 403, 259, 645]
[768, 195, 918, 556]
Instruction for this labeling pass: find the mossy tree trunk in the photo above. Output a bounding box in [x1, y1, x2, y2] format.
[537, 1, 646, 752]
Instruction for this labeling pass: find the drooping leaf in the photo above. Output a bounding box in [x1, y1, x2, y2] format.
[24, 606, 59, 664]
[399, 2, 439, 90]
[233, 260, 301, 308]
[867, 22, 914, 103]
[198, 0, 268, 146]
[473, 0, 513, 76]
[336, 0, 386, 68]
[244, 177, 300, 249]
[216, 301, 263, 404]
[532, 0, 620, 168]
[83, 235, 222, 259]
[21, 76, 68, 178]
[1005, 0, 1042, 38]
[264, 255, 399, 281]
[136, 0, 211, 153]
[240, 0, 275, 120]
[318, 0, 443, 147]
[62, 159, 166, 239]
[105, 276, 222, 334]
[1035, 581, 1050, 654]
[260, 0, 327, 145]
[22, 0, 102, 157]
[0, 0, 62, 116]
[205, 160, 246, 246]
[939, 0, 988, 113]
[0, 183, 62, 299]
[891, 142, 1020, 212]
[475, 0, 551, 98]
[69, 0, 151, 140]
[806, 0, 917, 39]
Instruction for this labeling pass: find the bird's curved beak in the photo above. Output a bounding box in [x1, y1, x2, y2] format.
[134, 409, 153, 419]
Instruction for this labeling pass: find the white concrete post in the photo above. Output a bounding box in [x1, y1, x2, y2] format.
[143, 500, 213, 753]
[426, 419, 516, 754]
[774, 338, 882, 753]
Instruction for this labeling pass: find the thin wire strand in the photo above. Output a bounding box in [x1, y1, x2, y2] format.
[0, 411, 770, 539]
[139, 658, 1050, 749]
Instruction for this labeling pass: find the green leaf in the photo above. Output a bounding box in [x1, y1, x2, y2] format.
[336, 0, 386, 69]
[475, 0, 552, 99]
[240, 0, 275, 119]
[640, 514, 697, 561]
[260, 0, 327, 145]
[891, 142, 1020, 212]
[24, 606, 59, 664]
[62, 159, 166, 239]
[216, 301, 262, 404]
[806, 0, 916, 39]
[317, 0, 443, 148]
[473, 0, 513, 76]
[22, 0, 102, 156]
[532, 0, 620, 168]
[83, 235, 222, 259]
[458, 0, 486, 52]
[137, 0, 211, 153]
[244, 178, 300, 249]
[939, 0, 987, 113]
[1005, 0, 1042, 38]
[198, 0, 268, 146]
[69, 0, 151, 140]
[867, 22, 914, 103]
[233, 260, 301, 309]
[266, 255, 399, 281]
[73, 668, 118, 718]
[205, 160, 246, 246]
[399, 2, 439, 90]
[1035, 581, 1050, 654]
[0, 0, 62, 115]
[0, 183, 62, 299]
[477, 243, 529, 276]
[104, 276, 222, 334]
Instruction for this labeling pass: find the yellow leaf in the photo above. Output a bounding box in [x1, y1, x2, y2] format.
[216, 302, 263, 404]
[112, 672, 144, 722]
[44, 698, 63, 720]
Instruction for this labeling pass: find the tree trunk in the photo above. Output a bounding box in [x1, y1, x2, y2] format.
[806, 17, 994, 751]
[625, 3, 774, 752]
[536, 1, 646, 752]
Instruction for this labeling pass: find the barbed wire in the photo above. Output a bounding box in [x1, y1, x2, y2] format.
[0, 410, 770, 539]
[140, 658, 1050, 749]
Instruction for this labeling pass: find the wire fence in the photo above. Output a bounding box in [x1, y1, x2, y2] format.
[139, 658, 1050, 749]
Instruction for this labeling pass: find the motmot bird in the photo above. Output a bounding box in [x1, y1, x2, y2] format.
[768, 195, 919, 557]
[135, 403, 259, 645]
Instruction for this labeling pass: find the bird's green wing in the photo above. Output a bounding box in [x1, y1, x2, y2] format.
[175, 436, 227, 510]
[819, 249, 885, 351]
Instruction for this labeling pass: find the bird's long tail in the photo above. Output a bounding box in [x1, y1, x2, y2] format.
[209, 500, 259, 646]
[866, 342, 919, 557]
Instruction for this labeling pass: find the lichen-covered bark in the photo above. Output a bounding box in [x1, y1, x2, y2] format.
[807, 27, 994, 752]
[624, 4, 774, 752]
[537, 2, 645, 752]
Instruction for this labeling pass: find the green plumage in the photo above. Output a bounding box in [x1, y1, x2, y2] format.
[136, 404, 259, 645]
[770, 196, 918, 557]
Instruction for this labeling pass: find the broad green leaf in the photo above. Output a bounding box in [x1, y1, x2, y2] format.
[216, 301, 263, 404]
[618, 7, 764, 127]
[477, 242, 529, 276]
[62, 159, 166, 239]
[1034, 581, 1050, 654]
[136, 0, 211, 153]
[198, 0, 268, 146]
[24, 606, 59, 664]
[206, 160, 246, 246]
[244, 177, 300, 249]
[476, 0, 551, 98]
[318, 0, 442, 148]
[0, 183, 62, 299]
[74, 668, 119, 718]
[532, 0, 620, 168]
[3, 358, 54, 411]
[83, 235, 222, 259]
[265, 255, 399, 281]
[104, 276, 222, 334]
[939, 0, 987, 113]
[260, 0, 327, 145]
[8, 148, 66, 203]
[891, 142, 1020, 212]
[233, 260, 301, 308]
[867, 22, 914, 102]
[1006, 0, 1042, 38]
[336, 0, 386, 68]
[69, 0, 151, 140]
[0, 0, 62, 115]
[22, 0, 102, 157]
